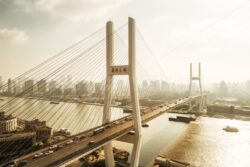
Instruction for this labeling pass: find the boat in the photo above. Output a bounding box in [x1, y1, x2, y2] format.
[50, 101, 60, 104]
[142, 123, 149, 127]
[128, 130, 135, 135]
[169, 116, 196, 123]
[123, 108, 133, 113]
[223, 126, 239, 132]
[155, 156, 190, 167]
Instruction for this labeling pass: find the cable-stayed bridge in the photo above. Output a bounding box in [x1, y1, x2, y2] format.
[0, 18, 206, 167]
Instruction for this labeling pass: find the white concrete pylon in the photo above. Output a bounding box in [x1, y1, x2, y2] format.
[102, 17, 142, 167]
[189, 62, 203, 112]
[102, 20, 115, 167]
[128, 17, 142, 167]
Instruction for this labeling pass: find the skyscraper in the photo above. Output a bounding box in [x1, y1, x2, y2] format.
[75, 81, 87, 97]
[37, 79, 47, 95]
[24, 80, 34, 95]
[94, 82, 104, 96]
[8, 78, 12, 95]
[49, 81, 56, 95]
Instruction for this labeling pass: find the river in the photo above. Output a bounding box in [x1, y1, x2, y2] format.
[0, 97, 127, 134]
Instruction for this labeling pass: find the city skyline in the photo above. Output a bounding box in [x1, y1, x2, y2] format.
[1, 0, 250, 83]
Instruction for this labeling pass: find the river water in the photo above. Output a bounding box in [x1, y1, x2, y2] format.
[0, 97, 127, 134]
[113, 114, 250, 167]
[160, 116, 250, 167]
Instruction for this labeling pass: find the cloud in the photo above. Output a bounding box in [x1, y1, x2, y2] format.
[13, 0, 130, 21]
[0, 28, 29, 43]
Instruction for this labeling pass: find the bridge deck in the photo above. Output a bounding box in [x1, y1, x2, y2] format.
[12, 95, 204, 167]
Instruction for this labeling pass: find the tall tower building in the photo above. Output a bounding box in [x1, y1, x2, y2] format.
[37, 79, 47, 95]
[75, 81, 87, 97]
[8, 78, 12, 95]
[49, 81, 56, 95]
[24, 80, 34, 96]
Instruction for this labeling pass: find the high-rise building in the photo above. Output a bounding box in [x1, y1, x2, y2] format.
[24, 80, 34, 95]
[75, 81, 87, 97]
[94, 82, 104, 96]
[49, 81, 56, 95]
[14, 81, 22, 95]
[64, 88, 74, 96]
[8, 78, 12, 95]
[37, 79, 47, 95]
[86, 81, 95, 94]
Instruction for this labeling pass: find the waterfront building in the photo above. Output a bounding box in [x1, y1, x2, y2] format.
[25, 119, 53, 141]
[0, 112, 17, 134]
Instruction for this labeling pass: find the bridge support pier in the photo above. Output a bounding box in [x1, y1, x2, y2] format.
[102, 17, 142, 167]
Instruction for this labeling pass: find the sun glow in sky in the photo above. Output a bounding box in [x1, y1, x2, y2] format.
[1, 0, 250, 83]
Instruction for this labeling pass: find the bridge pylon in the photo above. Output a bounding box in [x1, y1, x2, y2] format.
[189, 63, 204, 112]
[102, 17, 142, 167]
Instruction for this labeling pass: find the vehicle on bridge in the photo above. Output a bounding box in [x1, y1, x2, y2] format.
[92, 126, 105, 136]
[66, 139, 74, 145]
[49, 144, 58, 150]
[17, 160, 28, 167]
[73, 135, 86, 141]
[44, 150, 53, 156]
[4, 161, 17, 167]
[88, 141, 95, 146]
[60, 128, 71, 135]
[125, 116, 132, 121]
[128, 130, 135, 135]
[33, 152, 43, 159]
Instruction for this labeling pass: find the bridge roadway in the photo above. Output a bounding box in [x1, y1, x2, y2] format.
[13, 95, 203, 167]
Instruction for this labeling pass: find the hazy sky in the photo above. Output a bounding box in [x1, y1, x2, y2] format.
[0, 0, 250, 83]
